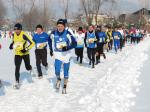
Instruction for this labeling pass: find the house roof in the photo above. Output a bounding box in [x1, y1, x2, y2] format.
[133, 8, 150, 15]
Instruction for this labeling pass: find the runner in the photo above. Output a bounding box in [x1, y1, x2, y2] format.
[75, 27, 85, 65]
[50, 19, 77, 94]
[33, 24, 53, 79]
[84, 25, 97, 68]
[9, 23, 35, 89]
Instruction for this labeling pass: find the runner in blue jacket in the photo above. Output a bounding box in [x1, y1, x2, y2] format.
[33, 24, 53, 78]
[84, 25, 97, 68]
[50, 19, 77, 94]
[112, 28, 122, 53]
[95, 26, 107, 64]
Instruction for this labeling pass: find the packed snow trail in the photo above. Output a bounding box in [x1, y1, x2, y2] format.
[79, 36, 150, 112]
[0, 35, 150, 112]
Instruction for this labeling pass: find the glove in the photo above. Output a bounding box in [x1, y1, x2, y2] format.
[62, 46, 68, 51]
[50, 50, 53, 56]
[9, 43, 13, 50]
[21, 48, 28, 53]
[85, 44, 87, 48]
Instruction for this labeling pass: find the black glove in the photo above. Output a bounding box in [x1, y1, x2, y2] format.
[94, 40, 97, 43]
[62, 46, 68, 51]
[21, 48, 28, 53]
[85, 44, 87, 48]
[50, 50, 53, 56]
[9, 43, 13, 50]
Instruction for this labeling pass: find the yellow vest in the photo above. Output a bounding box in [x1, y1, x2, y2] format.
[13, 31, 34, 56]
[107, 31, 113, 40]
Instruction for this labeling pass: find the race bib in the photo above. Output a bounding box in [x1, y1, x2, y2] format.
[99, 38, 103, 43]
[14, 42, 23, 49]
[88, 38, 95, 43]
[114, 36, 119, 39]
[77, 40, 84, 45]
[56, 41, 67, 49]
[37, 42, 47, 49]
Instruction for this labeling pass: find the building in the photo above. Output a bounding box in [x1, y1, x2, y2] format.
[118, 8, 150, 24]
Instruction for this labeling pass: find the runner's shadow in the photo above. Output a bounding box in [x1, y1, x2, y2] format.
[41, 66, 48, 76]
[20, 72, 34, 84]
[72, 56, 91, 68]
[0, 80, 11, 96]
[33, 66, 48, 76]
[47, 77, 56, 89]
[47, 77, 65, 89]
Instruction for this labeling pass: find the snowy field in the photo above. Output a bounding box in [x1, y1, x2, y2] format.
[0, 35, 150, 112]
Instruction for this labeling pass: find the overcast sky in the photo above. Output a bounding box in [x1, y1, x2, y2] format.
[3, 0, 150, 19]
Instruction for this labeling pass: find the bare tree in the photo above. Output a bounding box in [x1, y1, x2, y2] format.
[60, 0, 70, 19]
[22, 7, 39, 30]
[11, 0, 26, 20]
[80, 0, 116, 25]
[0, 0, 7, 27]
[139, 0, 149, 9]
[108, 0, 117, 17]
[41, 0, 52, 30]
[27, 0, 36, 30]
[11, 0, 52, 31]
[0, 0, 6, 18]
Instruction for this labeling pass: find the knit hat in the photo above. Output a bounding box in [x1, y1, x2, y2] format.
[14, 23, 22, 30]
[57, 19, 66, 26]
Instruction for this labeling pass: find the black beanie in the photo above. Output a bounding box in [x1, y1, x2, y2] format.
[57, 19, 66, 26]
[14, 23, 22, 30]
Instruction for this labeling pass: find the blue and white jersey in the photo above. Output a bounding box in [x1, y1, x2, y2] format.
[86, 32, 97, 48]
[51, 30, 76, 52]
[136, 29, 142, 38]
[75, 33, 85, 48]
[112, 31, 122, 40]
[33, 32, 50, 49]
[50, 29, 77, 63]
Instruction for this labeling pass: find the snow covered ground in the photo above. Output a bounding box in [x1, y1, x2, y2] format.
[0, 35, 150, 112]
[131, 47, 150, 112]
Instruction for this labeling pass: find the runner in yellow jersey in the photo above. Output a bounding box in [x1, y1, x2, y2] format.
[9, 23, 35, 89]
[106, 26, 113, 51]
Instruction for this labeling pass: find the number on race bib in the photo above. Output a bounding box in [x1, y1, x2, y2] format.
[37, 43, 47, 49]
[14, 42, 23, 49]
[56, 42, 67, 49]
[88, 38, 95, 43]
[77, 40, 84, 45]
[99, 38, 102, 42]
[114, 36, 119, 39]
